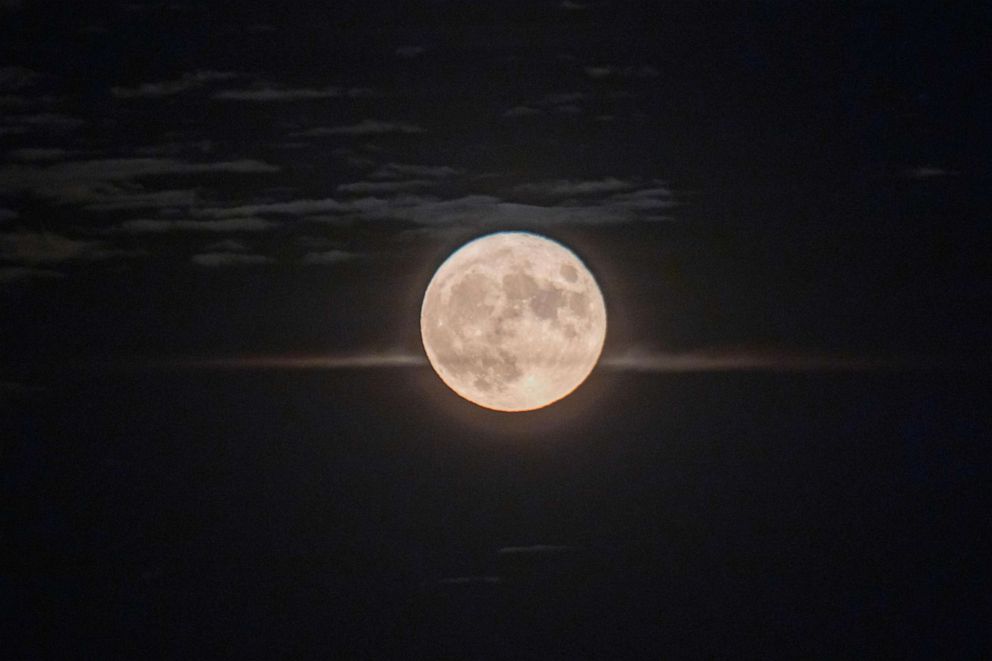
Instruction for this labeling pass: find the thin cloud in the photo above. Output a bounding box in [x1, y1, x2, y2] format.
[294, 235, 338, 249]
[0, 66, 40, 90]
[301, 249, 358, 264]
[199, 190, 674, 226]
[0, 230, 123, 264]
[191, 252, 274, 267]
[6, 148, 73, 161]
[0, 381, 46, 403]
[0, 95, 31, 109]
[370, 162, 461, 179]
[197, 198, 347, 218]
[537, 92, 585, 105]
[0, 113, 84, 134]
[514, 177, 636, 196]
[585, 65, 659, 79]
[606, 186, 675, 211]
[336, 179, 433, 194]
[203, 238, 249, 252]
[0, 266, 63, 282]
[498, 545, 572, 555]
[0, 157, 278, 206]
[600, 348, 932, 372]
[331, 147, 377, 169]
[127, 352, 427, 370]
[135, 140, 214, 156]
[353, 194, 670, 226]
[503, 105, 542, 118]
[29, 157, 276, 179]
[83, 188, 200, 212]
[15, 113, 84, 128]
[904, 166, 960, 179]
[293, 120, 425, 136]
[505, 92, 587, 118]
[119, 217, 275, 233]
[212, 85, 362, 101]
[584, 66, 614, 79]
[437, 576, 501, 585]
[111, 349, 948, 375]
[112, 70, 239, 98]
[396, 46, 426, 58]
[366, 195, 613, 225]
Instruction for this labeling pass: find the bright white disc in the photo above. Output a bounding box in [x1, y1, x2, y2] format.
[420, 232, 607, 412]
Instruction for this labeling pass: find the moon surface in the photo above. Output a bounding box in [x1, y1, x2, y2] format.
[421, 232, 607, 412]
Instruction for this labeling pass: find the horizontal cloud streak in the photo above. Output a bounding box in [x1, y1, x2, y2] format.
[123, 352, 427, 371]
[0, 230, 130, 264]
[119, 217, 275, 232]
[0, 266, 63, 282]
[191, 252, 274, 267]
[292, 120, 425, 136]
[503, 105, 541, 118]
[498, 545, 572, 555]
[903, 166, 960, 179]
[106, 348, 972, 375]
[198, 198, 347, 218]
[198, 190, 674, 226]
[301, 249, 358, 264]
[0, 113, 84, 135]
[203, 238, 250, 252]
[437, 576, 501, 585]
[212, 85, 370, 101]
[336, 179, 433, 194]
[0, 158, 278, 206]
[396, 46, 426, 58]
[7, 148, 72, 161]
[370, 163, 461, 179]
[602, 348, 965, 372]
[515, 177, 636, 196]
[83, 188, 200, 211]
[0, 66, 40, 90]
[585, 64, 659, 79]
[112, 70, 239, 98]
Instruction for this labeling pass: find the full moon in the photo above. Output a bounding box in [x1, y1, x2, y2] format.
[421, 232, 607, 412]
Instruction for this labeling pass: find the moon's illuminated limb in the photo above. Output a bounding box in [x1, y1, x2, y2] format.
[420, 232, 607, 412]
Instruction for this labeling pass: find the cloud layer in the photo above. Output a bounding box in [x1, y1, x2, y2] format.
[213, 85, 371, 101]
[191, 252, 274, 267]
[110, 348, 957, 374]
[292, 120, 425, 136]
[600, 348, 933, 372]
[112, 71, 239, 98]
[129, 353, 428, 370]
[119, 218, 275, 233]
[0, 230, 123, 264]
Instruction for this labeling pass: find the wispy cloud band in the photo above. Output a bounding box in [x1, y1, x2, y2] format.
[103, 349, 971, 374]
[601, 349, 969, 372]
[121, 353, 428, 371]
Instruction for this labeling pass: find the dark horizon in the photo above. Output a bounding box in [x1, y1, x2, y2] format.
[1, 2, 989, 658]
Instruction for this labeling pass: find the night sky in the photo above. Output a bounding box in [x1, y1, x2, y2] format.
[1, 2, 989, 658]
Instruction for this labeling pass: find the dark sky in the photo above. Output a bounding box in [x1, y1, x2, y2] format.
[1, 0, 988, 367]
[1, 2, 989, 658]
